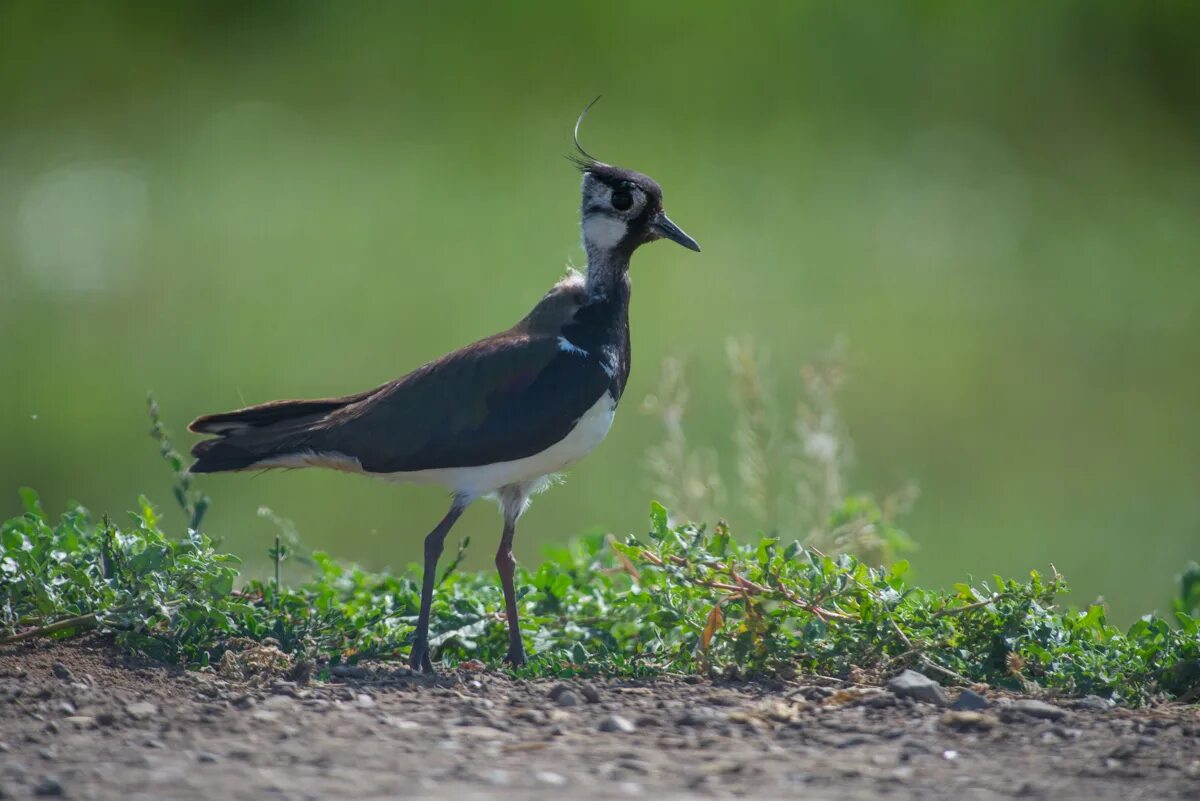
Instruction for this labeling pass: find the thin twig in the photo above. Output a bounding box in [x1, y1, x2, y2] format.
[639, 549, 855, 621]
[916, 655, 974, 686]
[888, 616, 914, 649]
[887, 615, 973, 686]
[934, 596, 1000, 618]
[0, 614, 98, 645]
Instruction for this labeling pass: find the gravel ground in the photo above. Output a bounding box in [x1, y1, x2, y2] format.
[1, 638, 1198, 800]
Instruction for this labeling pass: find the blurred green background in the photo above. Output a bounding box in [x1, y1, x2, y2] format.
[2, 1, 1197, 623]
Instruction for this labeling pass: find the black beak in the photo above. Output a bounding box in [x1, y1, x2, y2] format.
[651, 212, 701, 252]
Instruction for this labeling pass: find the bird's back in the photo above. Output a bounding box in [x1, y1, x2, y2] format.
[189, 271, 627, 483]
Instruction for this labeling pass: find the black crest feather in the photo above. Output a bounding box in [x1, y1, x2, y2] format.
[566, 95, 603, 172]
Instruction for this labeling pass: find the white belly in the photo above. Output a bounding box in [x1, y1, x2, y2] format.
[380, 392, 617, 497]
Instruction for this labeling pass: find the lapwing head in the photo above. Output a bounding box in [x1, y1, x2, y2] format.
[570, 99, 700, 260]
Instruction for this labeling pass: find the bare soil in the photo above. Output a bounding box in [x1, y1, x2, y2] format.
[1, 638, 1198, 801]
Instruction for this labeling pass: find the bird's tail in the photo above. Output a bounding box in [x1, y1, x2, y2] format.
[188, 394, 367, 473]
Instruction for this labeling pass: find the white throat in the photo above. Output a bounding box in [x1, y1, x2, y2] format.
[582, 215, 627, 252]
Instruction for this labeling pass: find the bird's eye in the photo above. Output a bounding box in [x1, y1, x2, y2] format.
[611, 189, 633, 211]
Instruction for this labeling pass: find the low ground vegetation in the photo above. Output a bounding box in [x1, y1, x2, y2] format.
[2, 395, 1197, 706]
[2, 486, 1197, 705]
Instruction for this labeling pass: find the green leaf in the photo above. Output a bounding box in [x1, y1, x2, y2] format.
[649, 502, 669, 538]
[18, 488, 43, 518]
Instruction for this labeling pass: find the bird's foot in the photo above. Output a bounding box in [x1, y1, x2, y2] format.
[503, 642, 527, 668]
[409, 641, 435, 674]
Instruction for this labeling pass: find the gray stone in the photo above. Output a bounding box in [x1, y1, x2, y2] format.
[1004, 699, 1067, 722]
[940, 711, 999, 731]
[32, 776, 63, 797]
[554, 690, 581, 708]
[125, 701, 158, 720]
[676, 710, 712, 727]
[953, 689, 990, 710]
[598, 714, 636, 734]
[480, 768, 510, 785]
[886, 670, 950, 706]
[1075, 695, 1116, 711]
[329, 665, 369, 679]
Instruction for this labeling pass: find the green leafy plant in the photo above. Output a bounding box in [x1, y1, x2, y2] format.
[0, 490, 241, 663]
[1176, 562, 1200, 618]
[1, 397, 1195, 703]
[2, 492, 1197, 704]
[148, 394, 209, 533]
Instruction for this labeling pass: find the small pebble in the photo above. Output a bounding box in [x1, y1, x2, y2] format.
[886, 670, 950, 706]
[481, 769, 510, 786]
[940, 711, 998, 732]
[125, 701, 157, 720]
[598, 715, 636, 734]
[329, 664, 369, 679]
[952, 689, 990, 711]
[554, 690, 581, 708]
[1075, 695, 1116, 711]
[515, 708, 546, 724]
[1108, 741, 1139, 760]
[1003, 699, 1067, 722]
[33, 776, 63, 797]
[676, 710, 712, 728]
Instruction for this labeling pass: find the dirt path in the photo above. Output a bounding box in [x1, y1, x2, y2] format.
[1, 639, 1197, 800]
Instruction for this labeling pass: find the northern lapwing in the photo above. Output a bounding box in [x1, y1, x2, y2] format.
[188, 103, 700, 672]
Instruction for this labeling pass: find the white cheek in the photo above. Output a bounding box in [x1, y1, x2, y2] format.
[583, 216, 627, 250]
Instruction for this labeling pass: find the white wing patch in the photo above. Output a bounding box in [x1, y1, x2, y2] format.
[558, 336, 589, 357]
[255, 450, 364, 473]
[600, 344, 619, 378]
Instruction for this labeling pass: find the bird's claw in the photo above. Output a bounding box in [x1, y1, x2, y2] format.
[409, 642, 435, 674]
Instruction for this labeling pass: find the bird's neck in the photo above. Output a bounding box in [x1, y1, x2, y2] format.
[584, 246, 631, 304]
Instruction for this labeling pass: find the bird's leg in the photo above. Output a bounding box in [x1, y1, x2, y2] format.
[495, 517, 526, 667]
[410, 500, 467, 673]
